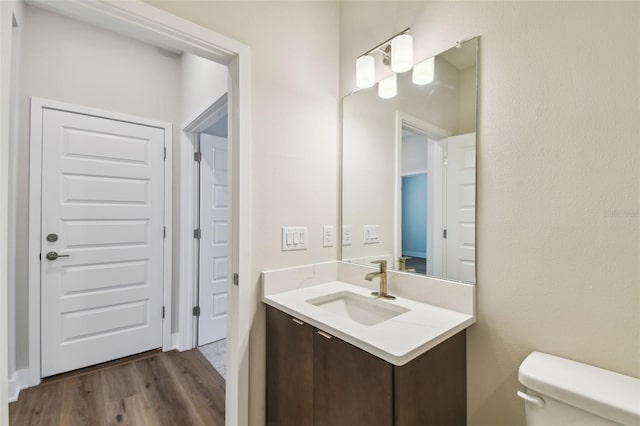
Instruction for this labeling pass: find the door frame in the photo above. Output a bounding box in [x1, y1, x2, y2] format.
[182, 93, 229, 349]
[394, 111, 451, 269]
[28, 97, 174, 381]
[16, 2, 252, 425]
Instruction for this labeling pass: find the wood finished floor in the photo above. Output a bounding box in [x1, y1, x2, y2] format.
[9, 349, 225, 426]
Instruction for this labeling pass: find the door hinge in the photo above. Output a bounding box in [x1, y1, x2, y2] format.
[162, 306, 166, 319]
[164, 146, 167, 160]
[39, 253, 41, 261]
[194, 151, 202, 162]
[233, 273, 239, 286]
[194, 229, 201, 239]
[443, 229, 447, 239]
[193, 306, 201, 317]
[163, 226, 166, 238]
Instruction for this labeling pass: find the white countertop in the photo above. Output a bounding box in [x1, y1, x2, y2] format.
[262, 262, 475, 366]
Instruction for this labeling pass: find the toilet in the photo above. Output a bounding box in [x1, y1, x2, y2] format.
[518, 352, 640, 426]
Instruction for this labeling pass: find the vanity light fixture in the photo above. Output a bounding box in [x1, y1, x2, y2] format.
[391, 33, 413, 73]
[356, 55, 375, 89]
[378, 74, 397, 99]
[412, 57, 435, 85]
[355, 28, 411, 93]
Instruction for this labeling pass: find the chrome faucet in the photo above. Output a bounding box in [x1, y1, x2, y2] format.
[365, 260, 395, 300]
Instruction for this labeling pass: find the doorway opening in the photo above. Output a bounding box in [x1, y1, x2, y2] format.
[3, 2, 252, 424]
[184, 94, 230, 379]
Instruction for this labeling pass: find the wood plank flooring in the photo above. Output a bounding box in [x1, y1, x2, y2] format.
[9, 349, 225, 426]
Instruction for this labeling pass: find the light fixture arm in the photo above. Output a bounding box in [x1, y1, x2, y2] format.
[357, 28, 411, 59]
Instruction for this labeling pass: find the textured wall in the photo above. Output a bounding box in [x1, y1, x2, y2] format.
[340, 2, 639, 425]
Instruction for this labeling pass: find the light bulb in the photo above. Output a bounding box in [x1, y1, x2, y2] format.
[356, 55, 375, 89]
[378, 74, 397, 99]
[391, 34, 413, 73]
[412, 57, 435, 85]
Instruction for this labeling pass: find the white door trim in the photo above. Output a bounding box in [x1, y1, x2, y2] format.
[28, 97, 173, 382]
[19, 2, 251, 425]
[182, 94, 229, 350]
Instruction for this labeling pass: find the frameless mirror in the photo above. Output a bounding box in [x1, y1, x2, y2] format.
[341, 38, 477, 284]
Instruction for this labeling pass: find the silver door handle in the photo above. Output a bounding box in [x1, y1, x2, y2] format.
[45, 251, 70, 261]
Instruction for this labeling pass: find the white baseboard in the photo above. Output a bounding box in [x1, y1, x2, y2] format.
[8, 369, 29, 403]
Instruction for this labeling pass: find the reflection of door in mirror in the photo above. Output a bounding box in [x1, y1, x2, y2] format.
[444, 133, 476, 283]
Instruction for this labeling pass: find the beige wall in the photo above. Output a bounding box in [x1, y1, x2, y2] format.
[147, 2, 340, 425]
[341, 2, 640, 425]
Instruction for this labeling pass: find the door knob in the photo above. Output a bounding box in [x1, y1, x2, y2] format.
[45, 251, 70, 261]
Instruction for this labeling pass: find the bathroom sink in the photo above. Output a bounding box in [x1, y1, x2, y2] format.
[306, 291, 410, 326]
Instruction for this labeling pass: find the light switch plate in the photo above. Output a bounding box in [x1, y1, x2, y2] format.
[342, 225, 352, 246]
[322, 225, 334, 247]
[363, 225, 380, 244]
[282, 227, 308, 251]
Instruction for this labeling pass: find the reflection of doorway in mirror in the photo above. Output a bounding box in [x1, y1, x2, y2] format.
[401, 173, 427, 274]
[395, 111, 451, 277]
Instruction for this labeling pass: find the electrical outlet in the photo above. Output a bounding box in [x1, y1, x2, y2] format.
[282, 227, 308, 251]
[323, 225, 334, 247]
[342, 225, 352, 246]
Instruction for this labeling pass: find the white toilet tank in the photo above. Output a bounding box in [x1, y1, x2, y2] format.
[518, 352, 640, 426]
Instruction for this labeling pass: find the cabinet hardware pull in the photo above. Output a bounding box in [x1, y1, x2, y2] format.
[292, 318, 305, 325]
[317, 330, 333, 339]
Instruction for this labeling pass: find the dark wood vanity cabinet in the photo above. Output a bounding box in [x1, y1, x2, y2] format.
[266, 306, 314, 426]
[266, 305, 466, 426]
[314, 328, 394, 426]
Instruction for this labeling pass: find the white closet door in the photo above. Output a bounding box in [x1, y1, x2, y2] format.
[198, 134, 229, 345]
[445, 133, 476, 283]
[40, 108, 165, 377]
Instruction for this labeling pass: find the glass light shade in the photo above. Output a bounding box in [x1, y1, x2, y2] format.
[378, 74, 397, 99]
[391, 34, 413, 73]
[356, 55, 375, 89]
[412, 57, 435, 85]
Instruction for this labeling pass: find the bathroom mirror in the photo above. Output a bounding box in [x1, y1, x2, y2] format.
[341, 38, 477, 284]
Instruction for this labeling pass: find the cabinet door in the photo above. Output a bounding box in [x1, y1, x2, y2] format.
[314, 330, 393, 426]
[394, 330, 467, 426]
[266, 306, 314, 426]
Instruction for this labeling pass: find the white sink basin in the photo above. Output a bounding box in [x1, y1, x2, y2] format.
[306, 291, 410, 326]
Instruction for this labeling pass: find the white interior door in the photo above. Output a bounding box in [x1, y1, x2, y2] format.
[40, 108, 165, 377]
[198, 134, 228, 345]
[445, 133, 476, 283]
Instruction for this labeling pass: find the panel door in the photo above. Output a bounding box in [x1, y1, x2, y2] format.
[445, 133, 476, 283]
[198, 134, 229, 345]
[40, 108, 165, 377]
